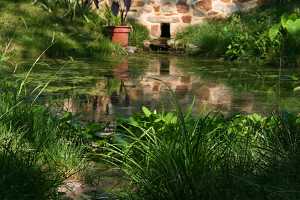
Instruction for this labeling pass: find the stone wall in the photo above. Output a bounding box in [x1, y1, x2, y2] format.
[128, 0, 264, 38]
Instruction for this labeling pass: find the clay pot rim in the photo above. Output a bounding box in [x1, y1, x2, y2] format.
[106, 25, 132, 29]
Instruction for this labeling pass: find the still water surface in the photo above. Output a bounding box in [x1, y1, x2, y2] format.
[9, 54, 300, 121]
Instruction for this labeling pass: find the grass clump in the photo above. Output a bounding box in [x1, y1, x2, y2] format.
[104, 106, 300, 200]
[0, 83, 86, 199]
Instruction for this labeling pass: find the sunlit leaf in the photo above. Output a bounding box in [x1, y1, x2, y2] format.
[142, 106, 152, 117]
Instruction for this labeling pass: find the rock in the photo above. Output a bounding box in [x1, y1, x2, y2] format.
[144, 40, 151, 49]
[193, 0, 212, 12]
[94, 132, 114, 138]
[167, 38, 175, 46]
[147, 16, 180, 23]
[153, 5, 160, 12]
[187, 43, 198, 49]
[182, 15, 192, 23]
[161, 2, 176, 14]
[176, 2, 190, 13]
[193, 8, 206, 17]
[132, 0, 145, 7]
[127, 46, 137, 54]
[150, 24, 160, 37]
[213, 2, 239, 14]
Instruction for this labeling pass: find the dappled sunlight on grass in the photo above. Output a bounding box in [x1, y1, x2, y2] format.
[0, 0, 121, 59]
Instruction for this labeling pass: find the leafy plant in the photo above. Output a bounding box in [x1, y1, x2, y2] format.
[176, 2, 300, 65]
[103, 106, 300, 199]
[102, 0, 132, 25]
[33, 0, 100, 19]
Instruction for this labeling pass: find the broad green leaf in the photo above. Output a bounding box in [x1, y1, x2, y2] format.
[284, 19, 300, 36]
[268, 24, 281, 41]
[293, 86, 300, 92]
[142, 106, 152, 117]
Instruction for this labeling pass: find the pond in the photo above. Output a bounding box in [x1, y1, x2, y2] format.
[5, 53, 300, 121]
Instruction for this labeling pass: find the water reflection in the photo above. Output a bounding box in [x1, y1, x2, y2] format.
[58, 56, 262, 122]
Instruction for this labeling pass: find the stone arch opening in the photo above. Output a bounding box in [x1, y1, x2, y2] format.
[160, 23, 171, 38]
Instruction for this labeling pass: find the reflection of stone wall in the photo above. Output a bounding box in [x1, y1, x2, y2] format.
[194, 84, 232, 112]
[129, 0, 265, 38]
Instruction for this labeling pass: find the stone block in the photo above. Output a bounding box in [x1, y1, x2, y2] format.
[150, 24, 160, 37]
[182, 15, 192, 23]
[176, 2, 189, 13]
[132, 0, 145, 7]
[207, 10, 219, 16]
[193, 0, 212, 12]
[193, 8, 206, 17]
[233, 0, 252, 2]
[153, 5, 160, 12]
[142, 5, 153, 13]
[161, 2, 177, 14]
[213, 2, 238, 14]
[147, 16, 180, 23]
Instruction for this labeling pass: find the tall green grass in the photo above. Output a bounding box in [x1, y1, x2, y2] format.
[0, 82, 87, 199]
[103, 106, 300, 199]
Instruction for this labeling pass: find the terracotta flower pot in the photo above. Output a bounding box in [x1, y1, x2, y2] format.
[109, 26, 131, 47]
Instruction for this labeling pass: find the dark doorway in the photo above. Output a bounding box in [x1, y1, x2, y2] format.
[160, 59, 170, 75]
[160, 23, 171, 38]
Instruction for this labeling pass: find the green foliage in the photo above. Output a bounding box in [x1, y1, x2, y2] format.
[0, 0, 122, 59]
[176, 21, 232, 56]
[34, 0, 99, 19]
[104, 106, 300, 199]
[0, 82, 87, 199]
[177, 2, 300, 65]
[129, 20, 149, 48]
[100, 3, 122, 26]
